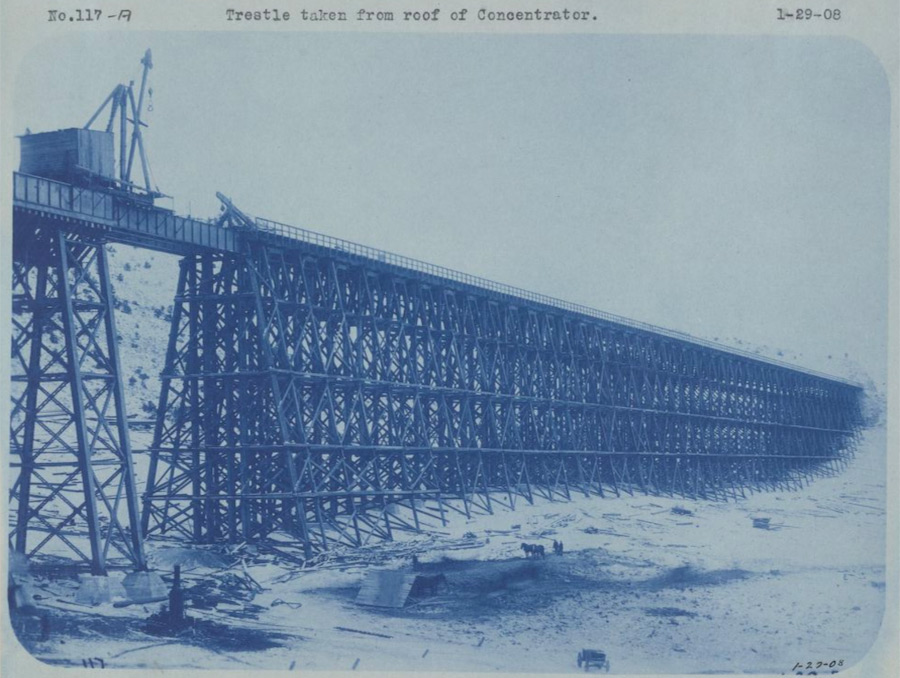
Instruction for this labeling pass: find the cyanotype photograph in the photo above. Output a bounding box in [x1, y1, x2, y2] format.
[3, 30, 892, 676]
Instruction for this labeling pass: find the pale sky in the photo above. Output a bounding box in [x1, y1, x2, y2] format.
[11, 32, 891, 386]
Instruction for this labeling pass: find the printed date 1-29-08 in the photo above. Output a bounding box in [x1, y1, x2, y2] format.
[777, 8, 842, 20]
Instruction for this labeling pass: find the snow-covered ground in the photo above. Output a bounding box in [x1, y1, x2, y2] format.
[6, 243, 890, 674]
[9, 423, 887, 675]
[105, 245, 180, 417]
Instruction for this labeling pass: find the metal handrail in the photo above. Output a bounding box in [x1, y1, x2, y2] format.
[252, 215, 862, 388]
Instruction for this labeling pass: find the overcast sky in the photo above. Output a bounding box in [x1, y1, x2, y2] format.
[11, 32, 890, 385]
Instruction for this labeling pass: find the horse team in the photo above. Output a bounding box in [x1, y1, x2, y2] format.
[521, 540, 564, 558]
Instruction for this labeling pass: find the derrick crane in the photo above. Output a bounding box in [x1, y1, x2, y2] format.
[11, 49, 867, 566]
[83, 48, 160, 199]
[10, 51, 162, 575]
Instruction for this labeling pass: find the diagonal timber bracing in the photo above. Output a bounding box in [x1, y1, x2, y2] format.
[139, 228, 865, 554]
[9, 224, 146, 573]
[10, 174, 866, 564]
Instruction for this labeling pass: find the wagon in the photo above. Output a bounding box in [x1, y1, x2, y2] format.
[577, 649, 610, 672]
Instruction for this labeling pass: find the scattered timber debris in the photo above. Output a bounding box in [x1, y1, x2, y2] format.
[335, 626, 394, 639]
[271, 599, 303, 609]
[186, 570, 260, 609]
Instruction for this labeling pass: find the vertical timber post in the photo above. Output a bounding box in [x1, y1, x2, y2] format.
[10, 230, 146, 573]
[96, 243, 146, 569]
[56, 234, 105, 573]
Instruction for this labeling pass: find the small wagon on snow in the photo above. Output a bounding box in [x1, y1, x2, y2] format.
[576, 649, 610, 672]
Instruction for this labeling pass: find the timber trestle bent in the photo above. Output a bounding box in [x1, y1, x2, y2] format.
[10, 171, 865, 565]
